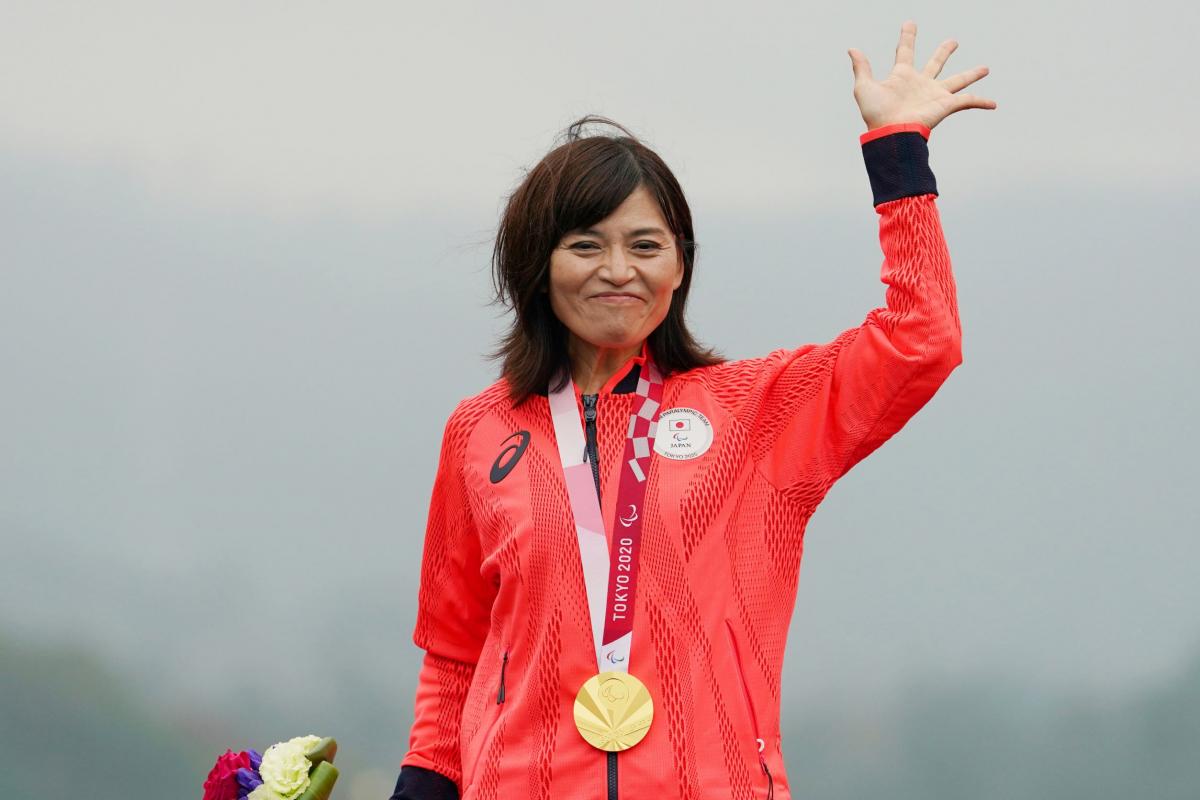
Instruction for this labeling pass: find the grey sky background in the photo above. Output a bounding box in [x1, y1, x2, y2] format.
[2, 1, 1197, 794]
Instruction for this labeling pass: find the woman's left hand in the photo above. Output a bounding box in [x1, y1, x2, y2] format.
[849, 20, 997, 132]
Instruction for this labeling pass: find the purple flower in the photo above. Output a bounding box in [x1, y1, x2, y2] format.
[235, 766, 263, 799]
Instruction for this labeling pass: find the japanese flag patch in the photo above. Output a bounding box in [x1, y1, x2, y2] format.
[653, 407, 713, 460]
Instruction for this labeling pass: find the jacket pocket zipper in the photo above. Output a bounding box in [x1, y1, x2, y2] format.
[724, 620, 774, 799]
[496, 647, 509, 704]
[468, 646, 509, 792]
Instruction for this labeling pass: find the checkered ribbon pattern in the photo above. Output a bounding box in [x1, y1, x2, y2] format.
[624, 363, 663, 482]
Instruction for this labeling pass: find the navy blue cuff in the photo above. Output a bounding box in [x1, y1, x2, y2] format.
[391, 765, 459, 800]
[861, 131, 938, 206]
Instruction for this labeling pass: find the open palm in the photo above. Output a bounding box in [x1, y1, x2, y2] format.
[849, 20, 996, 131]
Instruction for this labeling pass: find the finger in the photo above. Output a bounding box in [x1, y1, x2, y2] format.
[942, 65, 990, 94]
[894, 20, 917, 68]
[922, 39, 958, 80]
[949, 93, 999, 113]
[848, 48, 873, 83]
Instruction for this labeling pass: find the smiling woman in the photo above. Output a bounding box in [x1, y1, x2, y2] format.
[392, 21, 992, 800]
[483, 116, 725, 407]
[548, 185, 687, 394]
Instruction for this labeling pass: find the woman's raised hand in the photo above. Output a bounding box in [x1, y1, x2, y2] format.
[849, 20, 996, 132]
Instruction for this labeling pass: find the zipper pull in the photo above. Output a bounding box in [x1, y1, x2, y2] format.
[496, 650, 508, 704]
[581, 394, 598, 461]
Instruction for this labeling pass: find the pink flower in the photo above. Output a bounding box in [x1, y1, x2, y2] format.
[203, 749, 254, 800]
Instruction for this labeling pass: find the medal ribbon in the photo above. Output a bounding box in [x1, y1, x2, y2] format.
[548, 353, 664, 673]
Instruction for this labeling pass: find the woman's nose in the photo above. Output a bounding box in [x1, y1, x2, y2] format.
[600, 246, 635, 280]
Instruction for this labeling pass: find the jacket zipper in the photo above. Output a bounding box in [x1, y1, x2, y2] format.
[725, 619, 774, 799]
[582, 393, 601, 501]
[497, 647, 508, 704]
[467, 644, 509, 792]
[581, 393, 618, 800]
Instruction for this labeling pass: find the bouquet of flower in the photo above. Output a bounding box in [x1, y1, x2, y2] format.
[202, 735, 339, 800]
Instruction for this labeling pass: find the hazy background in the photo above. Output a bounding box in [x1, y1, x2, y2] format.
[2, 2, 1197, 798]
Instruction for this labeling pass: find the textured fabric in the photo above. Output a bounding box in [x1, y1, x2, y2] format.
[398, 125, 962, 799]
[861, 127, 938, 205]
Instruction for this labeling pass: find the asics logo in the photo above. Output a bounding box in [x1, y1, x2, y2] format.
[490, 431, 530, 483]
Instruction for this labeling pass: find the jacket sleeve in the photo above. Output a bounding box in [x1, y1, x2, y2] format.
[390, 764, 460, 800]
[747, 122, 963, 491]
[397, 400, 496, 795]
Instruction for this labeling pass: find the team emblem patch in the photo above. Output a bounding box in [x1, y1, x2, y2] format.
[652, 407, 713, 460]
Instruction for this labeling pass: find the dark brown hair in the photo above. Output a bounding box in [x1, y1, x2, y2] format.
[486, 114, 725, 407]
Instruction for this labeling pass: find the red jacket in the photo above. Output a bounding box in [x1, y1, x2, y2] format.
[397, 122, 961, 800]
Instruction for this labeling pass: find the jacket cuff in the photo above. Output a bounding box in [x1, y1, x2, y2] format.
[860, 122, 937, 206]
[391, 765, 459, 800]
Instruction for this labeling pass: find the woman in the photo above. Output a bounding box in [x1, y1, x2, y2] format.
[392, 20, 994, 800]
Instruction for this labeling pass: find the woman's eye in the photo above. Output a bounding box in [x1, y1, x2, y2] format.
[635, 242, 662, 251]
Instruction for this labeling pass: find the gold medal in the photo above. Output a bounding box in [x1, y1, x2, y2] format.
[573, 670, 654, 751]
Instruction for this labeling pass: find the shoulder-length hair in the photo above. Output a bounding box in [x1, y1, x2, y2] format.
[486, 114, 725, 408]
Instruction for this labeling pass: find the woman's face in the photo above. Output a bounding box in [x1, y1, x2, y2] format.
[548, 185, 684, 354]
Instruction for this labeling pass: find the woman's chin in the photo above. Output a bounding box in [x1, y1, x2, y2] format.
[574, 332, 643, 350]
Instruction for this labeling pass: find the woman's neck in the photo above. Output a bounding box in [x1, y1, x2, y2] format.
[569, 337, 643, 395]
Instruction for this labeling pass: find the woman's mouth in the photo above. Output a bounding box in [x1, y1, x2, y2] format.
[592, 294, 643, 304]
